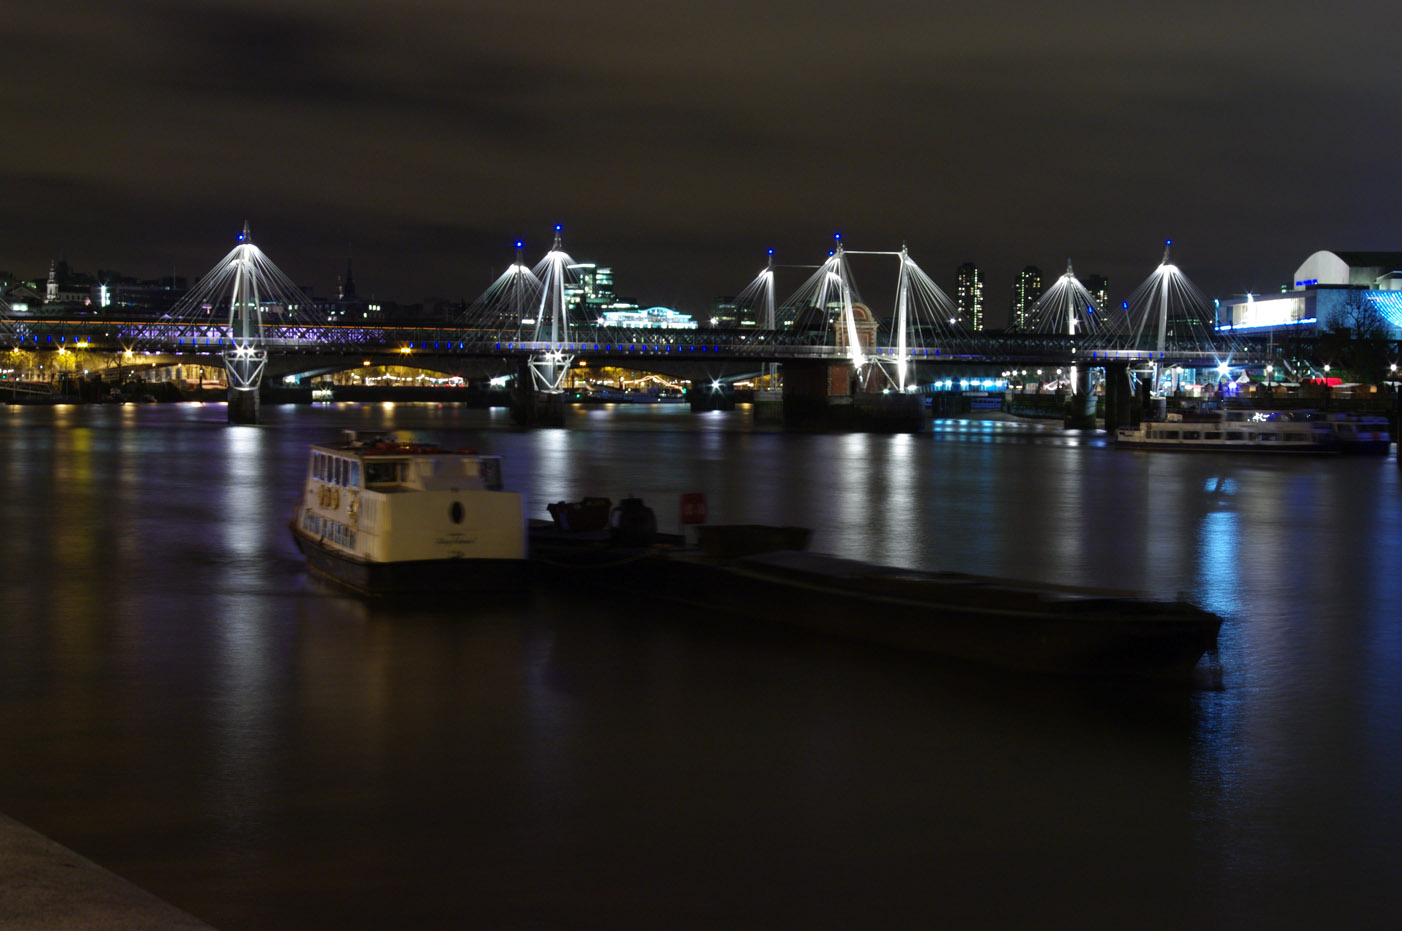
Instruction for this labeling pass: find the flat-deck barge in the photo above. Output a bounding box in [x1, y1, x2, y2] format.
[530, 521, 1222, 677]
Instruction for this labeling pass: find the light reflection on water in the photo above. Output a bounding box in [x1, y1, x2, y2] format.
[0, 402, 1399, 928]
[1196, 509, 1242, 617]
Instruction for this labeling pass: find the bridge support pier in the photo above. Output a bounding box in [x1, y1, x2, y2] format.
[690, 385, 736, 412]
[1139, 376, 1162, 422]
[781, 360, 852, 429]
[1102, 363, 1136, 433]
[752, 389, 784, 425]
[510, 361, 566, 427]
[1064, 365, 1097, 430]
[223, 344, 267, 425]
[780, 361, 923, 432]
[227, 387, 260, 425]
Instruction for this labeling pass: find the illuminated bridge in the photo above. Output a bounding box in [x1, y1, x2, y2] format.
[1, 229, 1272, 425]
[1, 315, 1249, 370]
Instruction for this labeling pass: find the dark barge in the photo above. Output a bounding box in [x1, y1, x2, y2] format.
[530, 519, 1223, 678]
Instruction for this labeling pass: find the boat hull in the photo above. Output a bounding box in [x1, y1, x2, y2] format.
[1337, 438, 1392, 455]
[1114, 437, 1338, 453]
[701, 558, 1217, 676]
[293, 526, 528, 595]
[531, 532, 1222, 677]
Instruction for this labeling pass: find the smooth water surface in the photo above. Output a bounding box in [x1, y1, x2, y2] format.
[2, 402, 1400, 928]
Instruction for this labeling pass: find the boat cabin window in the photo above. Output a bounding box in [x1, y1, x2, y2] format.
[1204, 432, 1221, 440]
[1182, 431, 1200, 440]
[1226, 431, 1244, 441]
[311, 455, 361, 487]
[478, 457, 503, 490]
[366, 460, 406, 485]
[1259, 433, 1278, 442]
[1162, 430, 1180, 440]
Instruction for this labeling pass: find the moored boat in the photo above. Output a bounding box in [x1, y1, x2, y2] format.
[1115, 409, 1338, 453]
[291, 432, 527, 595]
[530, 519, 1222, 677]
[1296, 411, 1392, 454]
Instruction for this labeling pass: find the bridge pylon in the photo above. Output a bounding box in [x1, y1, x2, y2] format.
[529, 226, 576, 392]
[225, 223, 267, 423]
[508, 226, 579, 425]
[151, 221, 314, 424]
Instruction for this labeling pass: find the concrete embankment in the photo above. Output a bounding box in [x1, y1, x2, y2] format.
[0, 813, 213, 930]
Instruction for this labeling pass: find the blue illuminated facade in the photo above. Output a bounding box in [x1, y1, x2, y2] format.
[1216, 250, 1402, 337]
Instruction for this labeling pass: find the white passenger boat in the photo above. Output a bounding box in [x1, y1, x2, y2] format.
[1297, 411, 1392, 454]
[1114, 409, 1339, 453]
[290, 432, 527, 594]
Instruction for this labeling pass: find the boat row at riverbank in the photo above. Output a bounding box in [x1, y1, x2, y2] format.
[287, 434, 1224, 678]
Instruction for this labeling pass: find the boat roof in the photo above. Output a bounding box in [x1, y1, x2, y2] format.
[311, 431, 489, 457]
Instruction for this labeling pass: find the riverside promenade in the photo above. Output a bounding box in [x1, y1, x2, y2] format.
[1, 814, 212, 930]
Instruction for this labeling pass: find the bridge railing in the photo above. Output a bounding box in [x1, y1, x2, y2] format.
[1, 315, 1279, 367]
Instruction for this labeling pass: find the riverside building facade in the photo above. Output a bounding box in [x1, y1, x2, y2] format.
[1216, 250, 1402, 338]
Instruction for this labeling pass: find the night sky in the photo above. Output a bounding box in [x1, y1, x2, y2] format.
[5, 0, 1400, 325]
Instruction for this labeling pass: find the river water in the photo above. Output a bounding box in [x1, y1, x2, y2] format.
[1, 401, 1399, 928]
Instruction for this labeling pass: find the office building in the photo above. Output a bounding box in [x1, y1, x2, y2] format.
[955, 263, 984, 330]
[1010, 266, 1043, 329]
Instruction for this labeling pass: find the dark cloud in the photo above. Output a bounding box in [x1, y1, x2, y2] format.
[3, 0, 1400, 323]
[143, 3, 358, 101]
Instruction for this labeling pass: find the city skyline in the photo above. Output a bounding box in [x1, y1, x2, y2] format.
[12, 242, 1115, 328]
[4, 0, 1399, 326]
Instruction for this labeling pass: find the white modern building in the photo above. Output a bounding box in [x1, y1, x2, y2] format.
[1216, 251, 1402, 337]
[598, 306, 696, 329]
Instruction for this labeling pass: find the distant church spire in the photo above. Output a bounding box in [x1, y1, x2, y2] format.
[342, 258, 356, 300]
